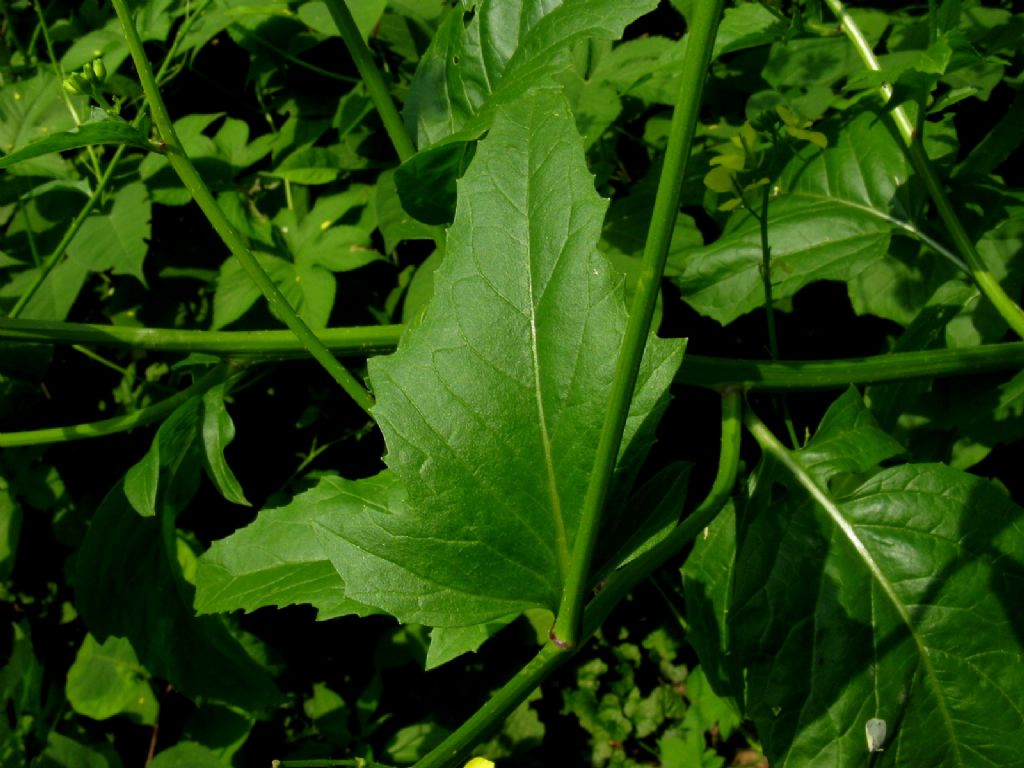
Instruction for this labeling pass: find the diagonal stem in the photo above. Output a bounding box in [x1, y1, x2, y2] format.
[0, 362, 239, 448]
[824, 0, 1024, 341]
[414, 391, 742, 768]
[321, 0, 416, 163]
[553, 0, 726, 648]
[109, 0, 375, 415]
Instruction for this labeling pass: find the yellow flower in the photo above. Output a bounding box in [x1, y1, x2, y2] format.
[463, 759, 495, 768]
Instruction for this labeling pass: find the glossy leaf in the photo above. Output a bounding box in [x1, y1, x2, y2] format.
[713, 3, 786, 58]
[728, 390, 1024, 766]
[396, 0, 657, 223]
[0, 119, 153, 170]
[201, 382, 250, 507]
[139, 114, 272, 206]
[315, 91, 682, 627]
[213, 253, 335, 330]
[669, 108, 931, 325]
[124, 382, 249, 517]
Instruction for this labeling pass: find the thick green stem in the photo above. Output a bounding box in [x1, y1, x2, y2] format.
[3, 319, 1023, 390]
[0, 319, 401, 357]
[110, 0, 375, 415]
[825, 0, 1024, 341]
[553, 0, 725, 648]
[321, 0, 416, 163]
[414, 391, 742, 768]
[0, 362, 237, 448]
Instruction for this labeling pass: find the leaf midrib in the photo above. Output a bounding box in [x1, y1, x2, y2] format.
[788, 460, 964, 766]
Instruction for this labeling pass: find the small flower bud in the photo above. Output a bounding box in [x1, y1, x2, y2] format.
[91, 58, 107, 81]
[62, 77, 82, 94]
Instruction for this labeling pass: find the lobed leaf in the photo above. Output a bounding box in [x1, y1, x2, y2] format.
[315, 90, 682, 627]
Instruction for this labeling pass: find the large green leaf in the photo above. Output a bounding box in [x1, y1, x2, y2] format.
[313, 91, 682, 627]
[669, 108, 939, 325]
[703, 389, 1024, 766]
[195, 480, 374, 620]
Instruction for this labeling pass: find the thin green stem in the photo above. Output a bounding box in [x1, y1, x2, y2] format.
[7, 145, 128, 319]
[415, 391, 742, 768]
[9, 1, 204, 319]
[0, 362, 237, 448]
[825, 0, 1024, 341]
[553, 0, 725, 648]
[759, 185, 779, 361]
[71, 343, 130, 376]
[0, 319, 402, 357]
[3, 318, 1023, 390]
[110, 0, 375, 415]
[322, 0, 416, 163]
[31, 0, 103, 180]
[237, 27, 361, 84]
[758, 184, 799, 447]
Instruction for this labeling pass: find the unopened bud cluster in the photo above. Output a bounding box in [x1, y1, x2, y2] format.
[62, 58, 107, 96]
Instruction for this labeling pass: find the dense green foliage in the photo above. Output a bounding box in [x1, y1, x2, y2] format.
[1, 1, 1023, 767]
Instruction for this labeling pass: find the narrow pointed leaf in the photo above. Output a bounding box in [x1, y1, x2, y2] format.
[315, 91, 682, 627]
[0, 120, 153, 170]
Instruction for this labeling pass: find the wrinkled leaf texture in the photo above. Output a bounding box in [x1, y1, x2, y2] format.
[686, 388, 1024, 767]
[198, 90, 683, 635]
